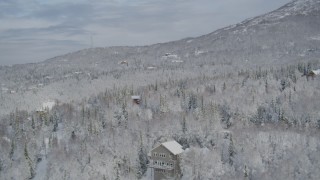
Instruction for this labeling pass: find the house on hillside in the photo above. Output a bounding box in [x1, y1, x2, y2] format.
[119, 61, 129, 66]
[148, 140, 184, 180]
[302, 69, 320, 80]
[311, 69, 320, 75]
[131, 95, 141, 105]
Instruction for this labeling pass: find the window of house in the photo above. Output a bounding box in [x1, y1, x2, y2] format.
[170, 163, 173, 167]
[153, 152, 158, 157]
[158, 153, 166, 158]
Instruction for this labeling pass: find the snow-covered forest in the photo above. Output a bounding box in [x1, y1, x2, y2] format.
[1, 0, 320, 179]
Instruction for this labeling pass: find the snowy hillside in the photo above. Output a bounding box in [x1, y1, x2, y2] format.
[0, 0, 320, 179]
[0, 0, 320, 116]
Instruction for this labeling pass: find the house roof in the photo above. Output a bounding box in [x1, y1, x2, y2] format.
[311, 69, 320, 75]
[131, 95, 141, 99]
[161, 141, 184, 155]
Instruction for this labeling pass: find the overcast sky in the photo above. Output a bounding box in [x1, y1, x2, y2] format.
[0, 0, 291, 65]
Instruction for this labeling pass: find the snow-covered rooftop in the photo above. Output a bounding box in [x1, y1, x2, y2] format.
[131, 95, 141, 99]
[37, 100, 56, 111]
[311, 69, 320, 75]
[43, 101, 55, 110]
[162, 141, 184, 155]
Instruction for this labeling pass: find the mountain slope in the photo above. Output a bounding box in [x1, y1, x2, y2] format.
[0, 0, 320, 114]
[44, 0, 320, 65]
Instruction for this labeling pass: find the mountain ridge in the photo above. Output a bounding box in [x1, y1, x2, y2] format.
[42, 0, 320, 65]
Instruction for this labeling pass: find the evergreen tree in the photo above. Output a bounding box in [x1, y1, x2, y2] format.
[81, 104, 85, 125]
[31, 116, 35, 129]
[9, 138, 14, 160]
[228, 135, 235, 166]
[0, 158, 3, 172]
[219, 104, 231, 129]
[53, 111, 59, 132]
[155, 80, 158, 91]
[122, 103, 128, 127]
[160, 94, 168, 114]
[115, 168, 120, 180]
[222, 82, 226, 91]
[265, 79, 269, 93]
[182, 115, 187, 134]
[187, 93, 197, 111]
[114, 102, 128, 128]
[24, 143, 35, 179]
[137, 134, 148, 179]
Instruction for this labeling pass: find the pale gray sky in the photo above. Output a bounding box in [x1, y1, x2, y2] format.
[0, 0, 291, 65]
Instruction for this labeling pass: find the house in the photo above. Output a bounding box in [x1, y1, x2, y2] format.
[131, 95, 141, 105]
[147, 66, 157, 70]
[311, 69, 320, 75]
[148, 140, 184, 180]
[302, 69, 320, 80]
[119, 61, 129, 66]
[36, 100, 56, 113]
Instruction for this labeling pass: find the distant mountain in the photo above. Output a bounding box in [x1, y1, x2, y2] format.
[0, 0, 319, 115]
[44, 0, 320, 67]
